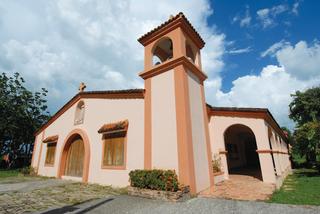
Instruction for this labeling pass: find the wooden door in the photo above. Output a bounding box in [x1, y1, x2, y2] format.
[65, 138, 84, 177]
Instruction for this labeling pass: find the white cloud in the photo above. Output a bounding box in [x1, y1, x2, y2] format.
[227, 46, 252, 55]
[256, 8, 272, 28]
[256, 4, 289, 28]
[262, 40, 320, 80]
[272, 5, 289, 15]
[276, 41, 320, 80]
[260, 40, 290, 57]
[232, 6, 251, 27]
[213, 65, 319, 129]
[292, 2, 300, 15]
[207, 40, 320, 129]
[0, 0, 315, 130]
[0, 0, 225, 112]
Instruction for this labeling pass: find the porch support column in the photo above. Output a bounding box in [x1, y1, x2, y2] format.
[218, 150, 229, 180]
[255, 123, 277, 183]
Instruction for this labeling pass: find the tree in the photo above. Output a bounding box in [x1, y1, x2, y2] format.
[289, 86, 320, 166]
[0, 72, 50, 168]
[289, 87, 320, 126]
[281, 126, 294, 145]
[293, 121, 320, 163]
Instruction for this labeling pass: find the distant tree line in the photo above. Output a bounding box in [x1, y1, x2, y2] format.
[0, 72, 50, 168]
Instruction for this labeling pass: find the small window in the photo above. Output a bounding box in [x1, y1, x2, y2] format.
[102, 131, 126, 168]
[45, 142, 57, 166]
[74, 101, 85, 125]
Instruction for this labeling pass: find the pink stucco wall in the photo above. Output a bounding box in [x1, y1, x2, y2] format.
[150, 70, 179, 173]
[208, 115, 291, 185]
[187, 71, 211, 192]
[32, 98, 144, 187]
[209, 116, 275, 183]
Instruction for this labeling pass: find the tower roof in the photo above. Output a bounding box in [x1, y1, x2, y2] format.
[138, 12, 205, 48]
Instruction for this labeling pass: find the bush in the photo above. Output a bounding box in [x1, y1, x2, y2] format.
[212, 154, 221, 173]
[129, 169, 179, 192]
[19, 166, 36, 176]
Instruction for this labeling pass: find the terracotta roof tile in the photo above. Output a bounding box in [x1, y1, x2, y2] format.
[208, 105, 268, 113]
[43, 135, 59, 143]
[138, 12, 205, 48]
[79, 89, 144, 96]
[98, 120, 129, 134]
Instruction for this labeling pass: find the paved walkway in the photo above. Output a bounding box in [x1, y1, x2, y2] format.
[39, 195, 320, 214]
[200, 174, 275, 200]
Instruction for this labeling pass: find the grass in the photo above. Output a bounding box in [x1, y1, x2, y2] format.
[0, 169, 20, 179]
[0, 168, 47, 184]
[269, 168, 320, 206]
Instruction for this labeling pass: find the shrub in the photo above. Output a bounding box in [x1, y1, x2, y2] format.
[19, 166, 36, 176]
[129, 169, 179, 192]
[212, 154, 221, 173]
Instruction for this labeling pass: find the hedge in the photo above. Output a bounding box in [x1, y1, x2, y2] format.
[129, 169, 179, 192]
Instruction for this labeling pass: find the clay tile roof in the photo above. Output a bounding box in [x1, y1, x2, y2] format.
[79, 89, 144, 96]
[43, 135, 59, 143]
[138, 12, 205, 48]
[98, 120, 129, 134]
[208, 106, 268, 113]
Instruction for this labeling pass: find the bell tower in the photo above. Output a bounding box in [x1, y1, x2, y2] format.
[138, 12, 213, 194]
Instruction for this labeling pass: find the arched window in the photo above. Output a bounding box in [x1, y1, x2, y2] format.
[186, 42, 196, 63]
[152, 38, 173, 66]
[74, 101, 85, 125]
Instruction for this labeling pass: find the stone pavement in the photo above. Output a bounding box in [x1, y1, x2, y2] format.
[0, 179, 73, 193]
[0, 180, 123, 214]
[199, 174, 275, 200]
[38, 195, 320, 214]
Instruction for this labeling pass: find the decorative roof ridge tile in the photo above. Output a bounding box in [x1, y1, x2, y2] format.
[138, 12, 205, 47]
[208, 106, 269, 112]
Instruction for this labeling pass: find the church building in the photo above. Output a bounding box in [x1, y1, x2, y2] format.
[31, 13, 291, 194]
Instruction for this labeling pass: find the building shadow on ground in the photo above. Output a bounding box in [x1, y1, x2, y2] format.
[42, 198, 114, 214]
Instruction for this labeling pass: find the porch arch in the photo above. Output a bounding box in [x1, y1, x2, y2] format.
[223, 124, 262, 180]
[58, 129, 90, 182]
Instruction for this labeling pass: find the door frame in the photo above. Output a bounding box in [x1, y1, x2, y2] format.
[58, 129, 90, 182]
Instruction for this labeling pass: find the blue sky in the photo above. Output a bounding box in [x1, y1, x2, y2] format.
[209, 0, 320, 92]
[0, 0, 319, 129]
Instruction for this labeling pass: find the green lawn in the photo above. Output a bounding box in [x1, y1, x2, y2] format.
[269, 168, 320, 206]
[0, 168, 45, 184]
[0, 169, 20, 179]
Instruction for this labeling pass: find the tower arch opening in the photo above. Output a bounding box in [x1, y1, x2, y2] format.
[186, 42, 196, 63]
[152, 37, 173, 66]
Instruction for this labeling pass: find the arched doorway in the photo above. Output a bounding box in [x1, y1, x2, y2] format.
[58, 129, 90, 182]
[224, 124, 262, 180]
